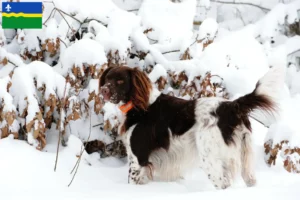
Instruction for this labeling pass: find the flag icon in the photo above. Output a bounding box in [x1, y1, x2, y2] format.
[2, 2, 43, 29]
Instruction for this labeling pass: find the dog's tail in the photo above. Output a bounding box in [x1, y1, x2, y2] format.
[216, 67, 284, 144]
[234, 66, 284, 120]
[228, 67, 285, 126]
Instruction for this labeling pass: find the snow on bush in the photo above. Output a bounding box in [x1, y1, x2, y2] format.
[0, 76, 19, 139]
[264, 95, 300, 174]
[9, 61, 67, 150]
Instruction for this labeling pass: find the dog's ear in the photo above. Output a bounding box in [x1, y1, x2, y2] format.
[99, 67, 114, 87]
[130, 67, 152, 111]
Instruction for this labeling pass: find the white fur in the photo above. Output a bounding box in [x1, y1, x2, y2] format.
[149, 129, 199, 181]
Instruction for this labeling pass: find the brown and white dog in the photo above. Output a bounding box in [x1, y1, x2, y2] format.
[99, 66, 283, 189]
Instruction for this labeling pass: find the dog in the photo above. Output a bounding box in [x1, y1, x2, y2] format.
[99, 66, 283, 189]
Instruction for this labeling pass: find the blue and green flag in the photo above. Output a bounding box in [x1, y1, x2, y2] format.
[2, 2, 43, 29]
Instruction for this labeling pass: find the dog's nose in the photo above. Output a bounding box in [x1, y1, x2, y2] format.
[101, 87, 110, 95]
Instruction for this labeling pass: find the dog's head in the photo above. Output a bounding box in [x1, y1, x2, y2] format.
[99, 66, 152, 111]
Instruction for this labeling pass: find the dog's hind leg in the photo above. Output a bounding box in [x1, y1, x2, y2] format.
[241, 132, 257, 187]
[200, 157, 233, 189]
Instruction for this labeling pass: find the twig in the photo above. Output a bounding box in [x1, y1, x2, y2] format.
[162, 34, 199, 54]
[83, 18, 107, 26]
[57, 8, 82, 24]
[210, 0, 270, 12]
[147, 37, 158, 44]
[56, 8, 73, 31]
[249, 115, 269, 128]
[43, 1, 107, 28]
[68, 109, 92, 187]
[162, 49, 181, 54]
[92, 123, 103, 128]
[127, 9, 139, 12]
[54, 77, 69, 172]
[7, 60, 17, 67]
[43, 7, 56, 25]
[58, 38, 67, 48]
[235, 7, 246, 26]
[189, 34, 199, 47]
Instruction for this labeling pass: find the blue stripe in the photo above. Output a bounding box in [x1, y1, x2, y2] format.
[2, 2, 42, 14]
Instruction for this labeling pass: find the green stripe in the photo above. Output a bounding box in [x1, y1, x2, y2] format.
[2, 17, 42, 29]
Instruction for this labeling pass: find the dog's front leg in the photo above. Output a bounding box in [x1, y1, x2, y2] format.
[127, 154, 152, 185]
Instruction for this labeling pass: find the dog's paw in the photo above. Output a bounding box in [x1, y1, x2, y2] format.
[128, 168, 149, 185]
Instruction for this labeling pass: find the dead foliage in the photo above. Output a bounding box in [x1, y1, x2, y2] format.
[264, 139, 300, 174]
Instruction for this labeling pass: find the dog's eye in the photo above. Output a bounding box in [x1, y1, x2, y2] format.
[117, 80, 124, 84]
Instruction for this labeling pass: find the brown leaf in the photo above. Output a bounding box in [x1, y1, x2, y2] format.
[0, 57, 8, 65]
[26, 120, 35, 132]
[4, 112, 15, 125]
[88, 91, 96, 102]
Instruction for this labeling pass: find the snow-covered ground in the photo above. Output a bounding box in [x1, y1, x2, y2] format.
[1, 119, 300, 200]
[1, 0, 300, 199]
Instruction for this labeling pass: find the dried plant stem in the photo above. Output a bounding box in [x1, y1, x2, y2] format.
[68, 109, 92, 187]
[54, 78, 69, 172]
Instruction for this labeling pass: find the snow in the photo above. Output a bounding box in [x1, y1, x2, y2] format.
[0, 76, 15, 112]
[148, 64, 167, 83]
[167, 30, 270, 97]
[10, 61, 66, 124]
[0, 25, 6, 46]
[248, 1, 300, 42]
[1, 0, 300, 199]
[102, 102, 123, 128]
[265, 94, 300, 148]
[1, 119, 300, 200]
[198, 17, 219, 40]
[58, 38, 107, 76]
[139, 0, 196, 44]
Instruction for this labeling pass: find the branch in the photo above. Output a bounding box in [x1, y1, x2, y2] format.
[210, 0, 270, 12]
[288, 48, 300, 57]
[58, 38, 67, 48]
[162, 34, 199, 55]
[147, 37, 158, 44]
[54, 77, 69, 172]
[68, 109, 92, 187]
[83, 18, 107, 26]
[127, 9, 139, 12]
[92, 123, 103, 128]
[57, 8, 82, 24]
[249, 115, 269, 128]
[43, 1, 107, 27]
[162, 49, 181, 54]
[56, 9, 73, 31]
[7, 60, 17, 67]
[43, 7, 56, 26]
